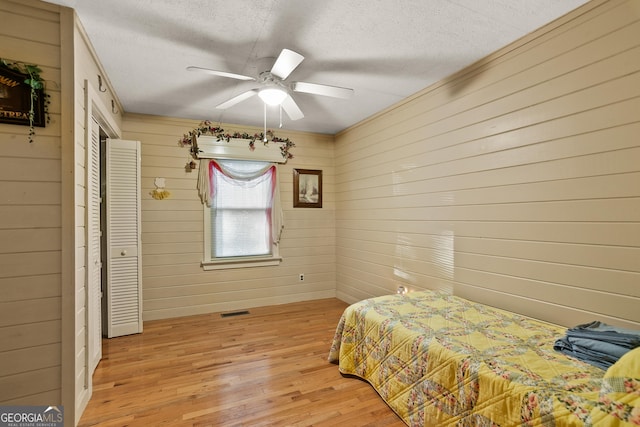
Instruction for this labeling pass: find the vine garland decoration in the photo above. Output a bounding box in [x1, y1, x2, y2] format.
[179, 120, 295, 160]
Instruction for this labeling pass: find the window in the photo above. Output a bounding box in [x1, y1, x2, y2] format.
[202, 159, 283, 269]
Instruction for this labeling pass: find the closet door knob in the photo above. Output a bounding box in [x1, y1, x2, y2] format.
[121, 250, 127, 256]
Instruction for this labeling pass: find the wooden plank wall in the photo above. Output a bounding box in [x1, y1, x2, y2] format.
[0, 0, 63, 405]
[0, 0, 122, 420]
[122, 114, 336, 321]
[334, 0, 640, 329]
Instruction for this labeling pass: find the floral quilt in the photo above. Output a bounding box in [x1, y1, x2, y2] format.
[328, 290, 640, 426]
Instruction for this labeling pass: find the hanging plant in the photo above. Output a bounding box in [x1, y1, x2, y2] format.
[179, 120, 295, 160]
[0, 59, 51, 143]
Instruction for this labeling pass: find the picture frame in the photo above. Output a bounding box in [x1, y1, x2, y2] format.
[293, 169, 322, 208]
[0, 62, 46, 128]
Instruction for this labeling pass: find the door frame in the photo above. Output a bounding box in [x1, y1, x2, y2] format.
[84, 80, 121, 384]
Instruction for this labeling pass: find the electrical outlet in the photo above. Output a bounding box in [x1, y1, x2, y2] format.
[299, 273, 304, 282]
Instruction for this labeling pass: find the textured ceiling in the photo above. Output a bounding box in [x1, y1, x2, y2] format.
[44, 0, 589, 135]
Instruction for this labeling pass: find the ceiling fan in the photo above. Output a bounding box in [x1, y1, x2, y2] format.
[187, 48, 354, 121]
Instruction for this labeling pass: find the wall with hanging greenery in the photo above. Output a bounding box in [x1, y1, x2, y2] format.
[121, 113, 336, 321]
[0, 0, 125, 423]
[0, 0, 65, 411]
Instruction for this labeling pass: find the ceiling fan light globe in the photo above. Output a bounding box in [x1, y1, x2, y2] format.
[258, 88, 287, 106]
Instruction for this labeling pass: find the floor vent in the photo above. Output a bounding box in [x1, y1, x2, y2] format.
[220, 310, 250, 318]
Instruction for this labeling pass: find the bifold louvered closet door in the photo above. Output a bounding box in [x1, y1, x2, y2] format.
[106, 139, 142, 337]
[87, 117, 102, 371]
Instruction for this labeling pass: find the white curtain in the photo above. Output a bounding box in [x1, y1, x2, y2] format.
[198, 159, 284, 247]
[197, 158, 211, 206]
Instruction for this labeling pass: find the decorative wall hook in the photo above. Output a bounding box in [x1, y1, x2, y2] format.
[97, 74, 107, 92]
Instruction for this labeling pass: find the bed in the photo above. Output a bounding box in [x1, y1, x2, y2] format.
[328, 290, 640, 426]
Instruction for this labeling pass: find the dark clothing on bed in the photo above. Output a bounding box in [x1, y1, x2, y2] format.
[554, 321, 640, 370]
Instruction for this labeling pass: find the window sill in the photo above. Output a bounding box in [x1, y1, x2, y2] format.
[201, 256, 282, 270]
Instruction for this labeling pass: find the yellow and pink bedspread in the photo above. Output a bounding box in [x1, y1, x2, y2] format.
[328, 290, 640, 426]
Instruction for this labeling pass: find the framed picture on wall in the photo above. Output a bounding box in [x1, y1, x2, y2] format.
[0, 62, 46, 128]
[293, 169, 322, 208]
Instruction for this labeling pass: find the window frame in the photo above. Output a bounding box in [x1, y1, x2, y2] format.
[201, 161, 282, 271]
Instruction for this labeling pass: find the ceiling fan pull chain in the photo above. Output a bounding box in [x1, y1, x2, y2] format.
[263, 103, 268, 142]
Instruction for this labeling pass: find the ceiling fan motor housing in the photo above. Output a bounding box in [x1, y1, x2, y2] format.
[258, 71, 286, 89]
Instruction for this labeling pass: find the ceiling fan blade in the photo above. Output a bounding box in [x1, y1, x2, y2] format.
[292, 81, 354, 99]
[281, 96, 304, 121]
[216, 89, 258, 109]
[187, 66, 255, 81]
[270, 49, 304, 80]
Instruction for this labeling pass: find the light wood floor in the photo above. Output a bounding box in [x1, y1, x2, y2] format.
[78, 298, 406, 426]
